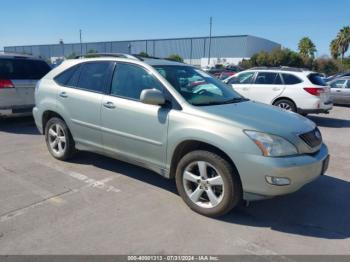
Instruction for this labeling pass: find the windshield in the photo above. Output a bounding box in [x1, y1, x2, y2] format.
[153, 65, 245, 106]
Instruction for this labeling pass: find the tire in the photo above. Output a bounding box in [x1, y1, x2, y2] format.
[175, 150, 242, 217]
[273, 99, 296, 112]
[45, 117, 76, 161]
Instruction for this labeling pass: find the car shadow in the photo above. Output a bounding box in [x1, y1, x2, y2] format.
[70, 151, 349, 240]
[308, 115, 350, 128]
[70, 151, 178, 194]
[0, 116, 40, 135]
[221, 174, 350, 239]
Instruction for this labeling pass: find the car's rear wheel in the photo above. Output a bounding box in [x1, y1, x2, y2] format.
[45, 117, 76, 160]
[175, 150, 242, 217]
[273, 99, 296, 112]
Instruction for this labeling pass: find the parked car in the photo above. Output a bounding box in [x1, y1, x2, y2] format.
[329, 77, 350, 104]
[325, 72, 350, 83]
[33, 54, 329, 217]
[224, 67, 333, 115]
[0, 53, 51, 117]
[208, 65, 241, 79]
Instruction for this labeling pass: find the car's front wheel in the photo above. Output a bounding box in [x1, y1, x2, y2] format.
[175, 150, 242, 217]
[45, 117, 76, 161]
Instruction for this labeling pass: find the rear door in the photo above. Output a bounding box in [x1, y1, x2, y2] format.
[227, 71, 255, 98]
[57, 61, 114, 149]
[249, 72, 284, 103]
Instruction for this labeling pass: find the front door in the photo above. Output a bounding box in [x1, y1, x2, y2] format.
[101, 62, 169, 169]
[228, 71, 255, 98]
[330, 79, 346, 104]
[249, 72, 285, 104]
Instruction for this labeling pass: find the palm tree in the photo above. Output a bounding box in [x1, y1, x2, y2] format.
[336, 26, 350, 61]
[330, 39, 340, 59]
[298, 37, 317, 58]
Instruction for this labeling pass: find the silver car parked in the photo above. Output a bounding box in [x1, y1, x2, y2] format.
[329, 77, 350, 105]
[33, 54, 330, 217]
[0, 53, 51, 117]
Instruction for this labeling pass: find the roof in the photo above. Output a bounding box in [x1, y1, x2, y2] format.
[0, 52, 42, 60]
[75, 53, 188, 67]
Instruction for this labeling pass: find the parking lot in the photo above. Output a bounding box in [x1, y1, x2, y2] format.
[0, 106, 349, 255]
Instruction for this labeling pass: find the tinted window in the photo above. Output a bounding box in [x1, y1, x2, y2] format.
[77, 62, 112, 93]
[0, 59, 51, 79]
[347, 81, 350, 89]
[54, 65, 79, 85]
[228, 72, 254, 84]
[308, 73, 326, 86]
[254, 72, 282, 85]
[282, 74, 302, 85]
[111, 63, 163, 100]
[330, 80, 345, 88]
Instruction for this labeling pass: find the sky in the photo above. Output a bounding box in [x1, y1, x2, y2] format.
[0, 0, 349, 57]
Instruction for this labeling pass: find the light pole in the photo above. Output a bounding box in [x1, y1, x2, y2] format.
[79, 29, 83, 55]
[208, 16, 212, 66]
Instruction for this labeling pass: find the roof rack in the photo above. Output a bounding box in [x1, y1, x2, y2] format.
[250, 66, 310, 72]
[75, 53, 141, 61]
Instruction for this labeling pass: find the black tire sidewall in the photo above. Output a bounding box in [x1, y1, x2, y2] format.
[175, 150, 242, 217]
[274, 99, 297, 112]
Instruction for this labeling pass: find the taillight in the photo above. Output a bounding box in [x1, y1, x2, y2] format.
[303, 87, 325, 96]
[0, 79, 15, 89]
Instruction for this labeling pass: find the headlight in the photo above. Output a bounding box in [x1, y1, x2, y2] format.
[244, 130, 298, 157]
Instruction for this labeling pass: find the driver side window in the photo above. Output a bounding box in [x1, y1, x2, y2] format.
[330, 80, 345, 88]
[229, 72, 255, 84]
[110, 63, 163, 100]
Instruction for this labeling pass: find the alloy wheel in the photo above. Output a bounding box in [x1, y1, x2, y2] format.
[48, 123, 67, 157]
[183, 161, 224, 208]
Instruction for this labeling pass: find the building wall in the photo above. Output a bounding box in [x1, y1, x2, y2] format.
[4, 35, 280, 65]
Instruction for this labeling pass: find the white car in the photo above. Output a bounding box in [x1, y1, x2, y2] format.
[224, 67, 333, 115]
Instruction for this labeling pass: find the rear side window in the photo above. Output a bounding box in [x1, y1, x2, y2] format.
[0, 59, 51, 79]
[254, 72, 282, 85]
[282, 74, 302, 85]
[308, 73, 326, 86]
[76, 62, 113, 93]
[54, 65, 79, 86]
[347, 81, 350, 89]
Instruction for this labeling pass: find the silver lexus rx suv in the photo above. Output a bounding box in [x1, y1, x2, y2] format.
[33, 54, 329, 217]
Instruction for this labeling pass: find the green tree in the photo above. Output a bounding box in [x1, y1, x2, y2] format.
[298, 37, 317, 58]
[330, 39, 340, 59]
[138, 52, 149, 57]
[167, 54, 184, 62]
[336, 26, 350, 61]
[66, 52, 77, 59]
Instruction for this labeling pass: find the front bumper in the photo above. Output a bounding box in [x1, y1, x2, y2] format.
[235, 144, 329, 200]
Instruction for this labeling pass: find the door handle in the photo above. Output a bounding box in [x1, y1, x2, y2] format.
[336, 90, 341, 92]
[59, 92, 68, 98]
[272, 87, 281, 91]
[242, 87, 249, 91]
[103, 101, 116, 109]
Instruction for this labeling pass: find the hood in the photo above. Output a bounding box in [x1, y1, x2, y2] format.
[195, 101, 316, 136]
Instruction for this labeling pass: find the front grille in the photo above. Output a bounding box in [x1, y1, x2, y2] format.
[299, 128, 322, 148]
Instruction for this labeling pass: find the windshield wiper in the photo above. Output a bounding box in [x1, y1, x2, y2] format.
[193, 97, 248, 106]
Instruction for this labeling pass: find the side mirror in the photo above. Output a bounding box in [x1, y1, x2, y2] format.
[140, 89, 166, 106]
